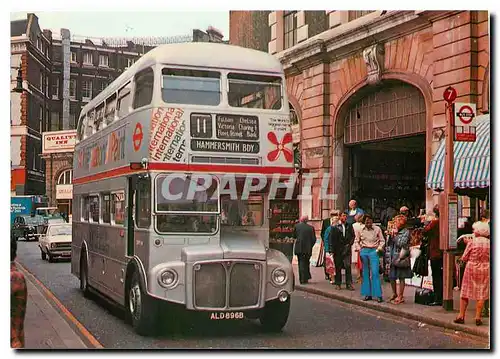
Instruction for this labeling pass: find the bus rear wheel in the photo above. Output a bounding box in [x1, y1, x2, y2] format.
[127, 271, 158, 336]
[259, 297, 291, 332]
[80, 255, 91, 298]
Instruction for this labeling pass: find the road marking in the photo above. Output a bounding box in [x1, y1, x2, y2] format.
[16, 261, 104, 349]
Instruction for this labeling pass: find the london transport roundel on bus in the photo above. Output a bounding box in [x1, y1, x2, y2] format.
[133, 123, 143, 151]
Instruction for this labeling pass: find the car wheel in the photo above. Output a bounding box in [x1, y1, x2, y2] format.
[127, 271, 158, 336]
[40, 249, 46, 260]
[48, 253, 55, 263]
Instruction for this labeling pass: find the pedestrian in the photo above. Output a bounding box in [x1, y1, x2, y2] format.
[294, 215, 317, 284]
[479, 209, 490, 318]
[454, 221, 490, 326]
[354, 214, 385, 302]
[352, 214, 364, 283]
[317, 211, 339, 279]
[399, 206, 421, 228]
[323, 213, 339, 284]
[388, 215, 412, 304]
[381, 203, 397, 228]
[346, 199, 364, 226]
[11, 235, 27, 348]
[421, 205, 442, 306]
[329, 212, 355, 290]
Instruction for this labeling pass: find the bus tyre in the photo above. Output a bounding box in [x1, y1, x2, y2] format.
[259, 297, 291, 332]
[127, 271, 158, 336]
[80, 255, 91, 298]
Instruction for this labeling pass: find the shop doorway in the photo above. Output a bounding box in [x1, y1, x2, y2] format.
[337, 80, 427, 221]
[347, 135, 426, 222]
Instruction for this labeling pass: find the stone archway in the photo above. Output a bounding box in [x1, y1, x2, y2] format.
[331, 79, 428, 212]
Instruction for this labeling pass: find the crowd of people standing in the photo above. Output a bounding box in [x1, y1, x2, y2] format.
[294, 199, 490, 326]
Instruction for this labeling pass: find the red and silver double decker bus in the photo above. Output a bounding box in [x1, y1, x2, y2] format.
[71, 42, 295, 336]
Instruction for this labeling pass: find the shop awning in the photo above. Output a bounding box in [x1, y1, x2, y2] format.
[426, 114, 490, 190]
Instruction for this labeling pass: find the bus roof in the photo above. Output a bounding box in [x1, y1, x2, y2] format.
[81, 43, 284, 116]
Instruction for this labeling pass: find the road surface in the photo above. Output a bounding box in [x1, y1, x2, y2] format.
[17, 241, 489, 349]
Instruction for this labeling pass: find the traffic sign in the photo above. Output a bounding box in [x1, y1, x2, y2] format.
[454, 102, 476, 126]
[443, 86, 457, 103]
[133, 123, 143, 151]
[453, 102, 477, 142]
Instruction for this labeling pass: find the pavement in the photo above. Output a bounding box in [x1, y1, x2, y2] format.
[15, 262, 101, 349]
[292, 260, 490, 339]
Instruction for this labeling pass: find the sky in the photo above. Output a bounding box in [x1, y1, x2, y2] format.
[10, 11, 230, 40]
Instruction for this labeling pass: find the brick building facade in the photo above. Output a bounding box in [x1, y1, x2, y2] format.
[230, 11, 490, 227]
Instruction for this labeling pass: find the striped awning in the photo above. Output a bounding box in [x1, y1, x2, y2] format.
[426, 114, 490, 190]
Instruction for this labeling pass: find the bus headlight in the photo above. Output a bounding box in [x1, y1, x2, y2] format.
[158, 269, 178, 289]
[271, 268, 287, 286]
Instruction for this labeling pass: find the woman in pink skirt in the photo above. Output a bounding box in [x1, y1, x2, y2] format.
[454, 221, 490, 326]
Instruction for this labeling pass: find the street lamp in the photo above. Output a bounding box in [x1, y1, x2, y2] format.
[12, 68, 23, 93]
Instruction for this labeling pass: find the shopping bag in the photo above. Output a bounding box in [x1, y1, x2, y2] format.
[325, 253, 335, 276]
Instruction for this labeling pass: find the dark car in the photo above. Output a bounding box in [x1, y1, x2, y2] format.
[12, 215, 45, 241]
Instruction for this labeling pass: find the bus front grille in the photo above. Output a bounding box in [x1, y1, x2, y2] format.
[194, 263, 226, 308]
[193, 261, 261, 310]
[229, 263, 260, 307]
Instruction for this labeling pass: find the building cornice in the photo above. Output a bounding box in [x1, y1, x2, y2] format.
[277, 11, 460, 74]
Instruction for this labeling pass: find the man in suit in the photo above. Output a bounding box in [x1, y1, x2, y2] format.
[294, 215, 317, 284]
[329, 212, 355, 290]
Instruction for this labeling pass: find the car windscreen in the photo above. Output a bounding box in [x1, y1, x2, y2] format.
[48, 226, 72, 236]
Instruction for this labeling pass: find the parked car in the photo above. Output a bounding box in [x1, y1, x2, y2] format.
[12, 215, 45, 241]
[39, 223, 72, 262]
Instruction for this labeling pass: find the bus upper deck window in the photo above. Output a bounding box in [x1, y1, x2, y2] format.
[228, 73, 282, 110]
[133, 68, 154, 109]
[161, 68, 220, 106]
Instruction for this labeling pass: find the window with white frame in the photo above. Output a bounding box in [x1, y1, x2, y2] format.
[127, 58, 135, 68]
[99, 54, 109, 67]
[51, 112, 60, 131]
[57, 169, 72, 185]
[39, 72, 44, 92]
[69, 112, 76, 129]
[36, 37, 42, 52]
[284, 11, 298, 50]
[71, 52, 77, 63]
[52, 78, 59, 99]
[69, 79, 76, 98]
[83, 52, 93, 65]
[100, 81, 108, 93]
[82, 80, 92, 100]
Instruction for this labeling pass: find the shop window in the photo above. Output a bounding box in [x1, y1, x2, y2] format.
[136, 177, 151, 229]
[284, 11, 298, 50]
[221, 195, 264, 227]
[101, 193, 111, 224]
[111, 191, 125, 225]
[57, 169, 72, 185]
[82, 197, 90, 222]
[133, 67, 154, 109]
[89, 196, 100, 223]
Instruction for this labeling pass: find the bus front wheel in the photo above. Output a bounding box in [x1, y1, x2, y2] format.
[127, 271, 158, 336]
[259, 297, 291, 332]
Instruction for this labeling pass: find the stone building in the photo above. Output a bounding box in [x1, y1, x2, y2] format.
[11, 13, 51, 196]
[230, 10, 490, 227]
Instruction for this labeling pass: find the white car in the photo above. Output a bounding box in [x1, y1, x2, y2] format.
[39, 223, 72, 262]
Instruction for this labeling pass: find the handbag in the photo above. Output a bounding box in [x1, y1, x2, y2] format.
[325, 253, 335, 276]
[412, 244, 429, 276]
[393, 248, 410, 268]
[414, 288, 435, 305]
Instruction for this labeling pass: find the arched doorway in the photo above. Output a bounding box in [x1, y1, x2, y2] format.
[335, 81, 427, 223]
[56, 168, 73, 218]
